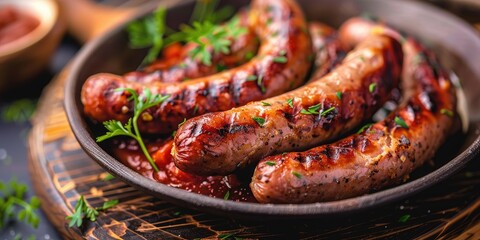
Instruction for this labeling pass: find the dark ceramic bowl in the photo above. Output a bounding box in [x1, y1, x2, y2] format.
[65, 0, 480, 219]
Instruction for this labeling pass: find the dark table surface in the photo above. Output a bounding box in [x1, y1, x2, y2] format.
[0, 1, 479, 239]
[0, 35, 80, 240]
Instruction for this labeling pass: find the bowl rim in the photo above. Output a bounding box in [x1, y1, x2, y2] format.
[64, 0, 480, 218]
[0, 0, 58, 58]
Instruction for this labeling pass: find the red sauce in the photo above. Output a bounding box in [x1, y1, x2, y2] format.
[0, 6, 40, 46]
[110, 138, 256, 202]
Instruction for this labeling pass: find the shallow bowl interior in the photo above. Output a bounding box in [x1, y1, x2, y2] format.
[65, 0, 480, 219]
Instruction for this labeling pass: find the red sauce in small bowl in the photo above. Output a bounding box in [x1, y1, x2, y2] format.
[0, 6, 40, 46]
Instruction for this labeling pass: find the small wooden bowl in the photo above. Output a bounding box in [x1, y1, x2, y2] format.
[0, 0, 64, 92]
[65, 0, 480, 219]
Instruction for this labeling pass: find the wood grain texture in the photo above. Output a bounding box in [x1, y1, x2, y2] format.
[28, 68, 480, 239]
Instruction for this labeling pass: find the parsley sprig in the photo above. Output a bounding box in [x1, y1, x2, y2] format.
[168, 17, 246, 66]
[67, 195, 118, 228]
[0, 179, 41, 229]
[96, 88, 170, 172]
[127, 2, 246, 66]
[127, 7, 167, 65]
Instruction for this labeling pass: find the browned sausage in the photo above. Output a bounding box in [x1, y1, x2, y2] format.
[82, 0, 312, 134]
[124, 10, 260, 84]
[250, 38, 456, 203]
[172, 34, 403, 176]
[308, 22, 346, 81]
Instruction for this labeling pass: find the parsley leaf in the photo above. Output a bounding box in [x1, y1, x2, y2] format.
[67, 195, 119, 228]
[292, 171, 302, 179]
[265, 161, 276, 166]
[127, 7, 167, 65]
[286, 98, 294, 108]
[127, 1, 245, 66]
[300, 103, 321, 115]
[261, 101, 271, 106]
[394, 116, 409, 129]
[357, 123, 373, 134]
[223, 191, 230, 200]
[440, 108, 453, 117]
[398, 214, 411, 223]
[336, 91, 342, 100]
[0, 179, 41, 229]
[320, 107, 336, 117]
[252, 117, 266, 126]
[96, 88, 170, 172]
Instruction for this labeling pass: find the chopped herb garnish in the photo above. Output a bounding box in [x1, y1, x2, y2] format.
[320, 106, 336, 117]
[273, 56, 288, 63]
[252, 117, 266, 126]
[336, 91, 342, 100]
[272, 31, 279, 37]
[245, 51, 254, 60]
[266, 18, 273, 25]
[216, 64, 227, 72]
[279, 50, 287, 56]
[178, 62, 187, 69]
[223, 191, 230, 200]
[173, 211, 181, 216]
[369, 83, 377, 93]
[246, 75, 258, 81]
[265, 161, 276, 166]
[440, 108, 453, 117]
[257, 75, 266, 93]
[398, 214, 411, 223]
[394, 116, 409, 129]
[357, 123, 373, 134]
[292, 171, 302, 179]
[286, 98, 294, 108]
[219, 233, 236, 240]
[261, 101, 271, 106]
[359, 55, 365, 62]
[0, 179, 41, 229]
[67, 195, 118, 228]
[300, 103, 321, 115]
[178, 118, 187, 128]
[246, 75, 265, 92]
[193, 105, 199, 114]
[102, 173, 115, 181]
[96, 88, 170, 172]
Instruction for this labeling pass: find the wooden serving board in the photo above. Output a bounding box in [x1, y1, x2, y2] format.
[27, 66, 480, 239]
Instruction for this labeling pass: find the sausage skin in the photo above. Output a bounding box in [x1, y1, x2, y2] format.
[172, 35, 403, 175]
[250, 38, 456, 204]
[82, 0, 312, 134]
[308, 22, 346, 82]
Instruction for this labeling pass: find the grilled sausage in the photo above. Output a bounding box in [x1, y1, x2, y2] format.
[172, 35, 403, 175]
[124, 10, 260, 84]
[250, 38, 456, 203]
[82, 0, 312, 134]
[308, 22, 346, 82]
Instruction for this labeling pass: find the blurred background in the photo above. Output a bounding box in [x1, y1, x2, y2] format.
[0, 0, 479, 239]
